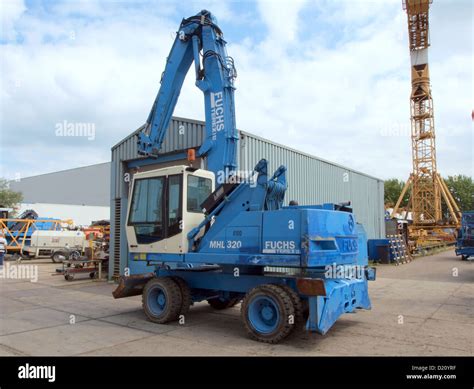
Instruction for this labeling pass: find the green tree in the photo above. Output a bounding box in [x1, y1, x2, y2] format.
[384, 178, 410, 208]
[444, 175, 474, 212]
[0, 178, 23, 211]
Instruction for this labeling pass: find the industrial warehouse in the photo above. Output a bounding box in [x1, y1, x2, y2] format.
[9, 117, 385, 279]
[0, 1, 472, 386]
[109, 117, 385, 279]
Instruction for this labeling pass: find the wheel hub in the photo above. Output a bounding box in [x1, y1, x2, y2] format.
[148, 286, 167, 315]
[248, 295, 280, 334]
[157, 293, 166, 307]
[261, 305, 274, 321]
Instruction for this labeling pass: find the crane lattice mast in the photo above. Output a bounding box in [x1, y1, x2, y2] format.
[392, 0, 460, 229]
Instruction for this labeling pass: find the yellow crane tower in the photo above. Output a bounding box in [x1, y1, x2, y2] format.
[391, 0, 461, 248]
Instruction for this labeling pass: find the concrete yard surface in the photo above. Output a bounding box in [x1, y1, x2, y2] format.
[0, 250, 472, 356]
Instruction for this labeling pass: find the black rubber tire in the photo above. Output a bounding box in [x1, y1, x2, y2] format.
[171, 276, 192, 315]
[207, 297, 240, 310]
[52, 252, 66, 263]
[142, 277, 182, 324]
[241, 284, 295, 344]
[461, 255, 467, 261]
[279, 285, 305, 326]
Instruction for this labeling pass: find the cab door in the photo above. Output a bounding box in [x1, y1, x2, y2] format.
[126, 173, 183, 253]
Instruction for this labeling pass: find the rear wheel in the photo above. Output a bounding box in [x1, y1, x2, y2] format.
[241, 284, 295, 343]
[207, 297, 240, 310]
[280, 285, 305, 327]
[142, 277, 182, 324]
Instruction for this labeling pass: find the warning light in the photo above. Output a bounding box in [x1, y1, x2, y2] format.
[187, 148, 196, 162]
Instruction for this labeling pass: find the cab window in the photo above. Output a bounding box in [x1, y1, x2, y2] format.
[167, 175, 182, 236]
[128, 174, 183, 243]
[187, 175, 212, 213]
[129, 177, 164, 244]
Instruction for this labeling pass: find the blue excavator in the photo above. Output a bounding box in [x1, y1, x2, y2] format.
[113, 10, 376, 343]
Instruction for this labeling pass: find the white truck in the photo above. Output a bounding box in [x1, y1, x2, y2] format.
[22, 230, 87, 262]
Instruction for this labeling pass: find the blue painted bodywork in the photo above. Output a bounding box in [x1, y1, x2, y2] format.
[6, 217, 62, 249]
[124, 10, 375, 336]
[136, 10, 238, 178]
[455, 211, 474, 259]
[127, 162, 375, 334]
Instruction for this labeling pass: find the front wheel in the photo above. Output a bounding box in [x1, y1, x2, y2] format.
[142, 277, 183, 324]
[172, 276, 192, 315]
[241, 284, 296, 344]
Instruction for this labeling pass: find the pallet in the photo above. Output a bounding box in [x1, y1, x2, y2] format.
[387, 234, 412, 265]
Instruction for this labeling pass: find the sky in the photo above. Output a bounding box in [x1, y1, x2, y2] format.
[0, 0, 472, 181]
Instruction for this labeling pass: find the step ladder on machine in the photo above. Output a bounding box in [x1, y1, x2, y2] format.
[387, 234, 411, 265]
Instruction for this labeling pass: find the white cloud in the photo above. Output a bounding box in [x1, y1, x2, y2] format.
[257, 0, 307, 43]
[230, 0, 472, 179]
[0, 0, 472, 182]
[0, 0, 26, 40]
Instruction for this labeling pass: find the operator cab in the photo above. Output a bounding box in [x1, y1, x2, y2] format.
[126, 165, 214, 254]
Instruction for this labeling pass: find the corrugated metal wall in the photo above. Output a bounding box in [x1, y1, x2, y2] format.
[238, 131, 385, 239]
[109, 117, 385, 278]
[111, 117, 205, 199]
[10, 162, 110, 206]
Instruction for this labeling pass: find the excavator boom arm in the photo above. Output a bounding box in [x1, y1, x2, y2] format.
[137, 10, 238, 178]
